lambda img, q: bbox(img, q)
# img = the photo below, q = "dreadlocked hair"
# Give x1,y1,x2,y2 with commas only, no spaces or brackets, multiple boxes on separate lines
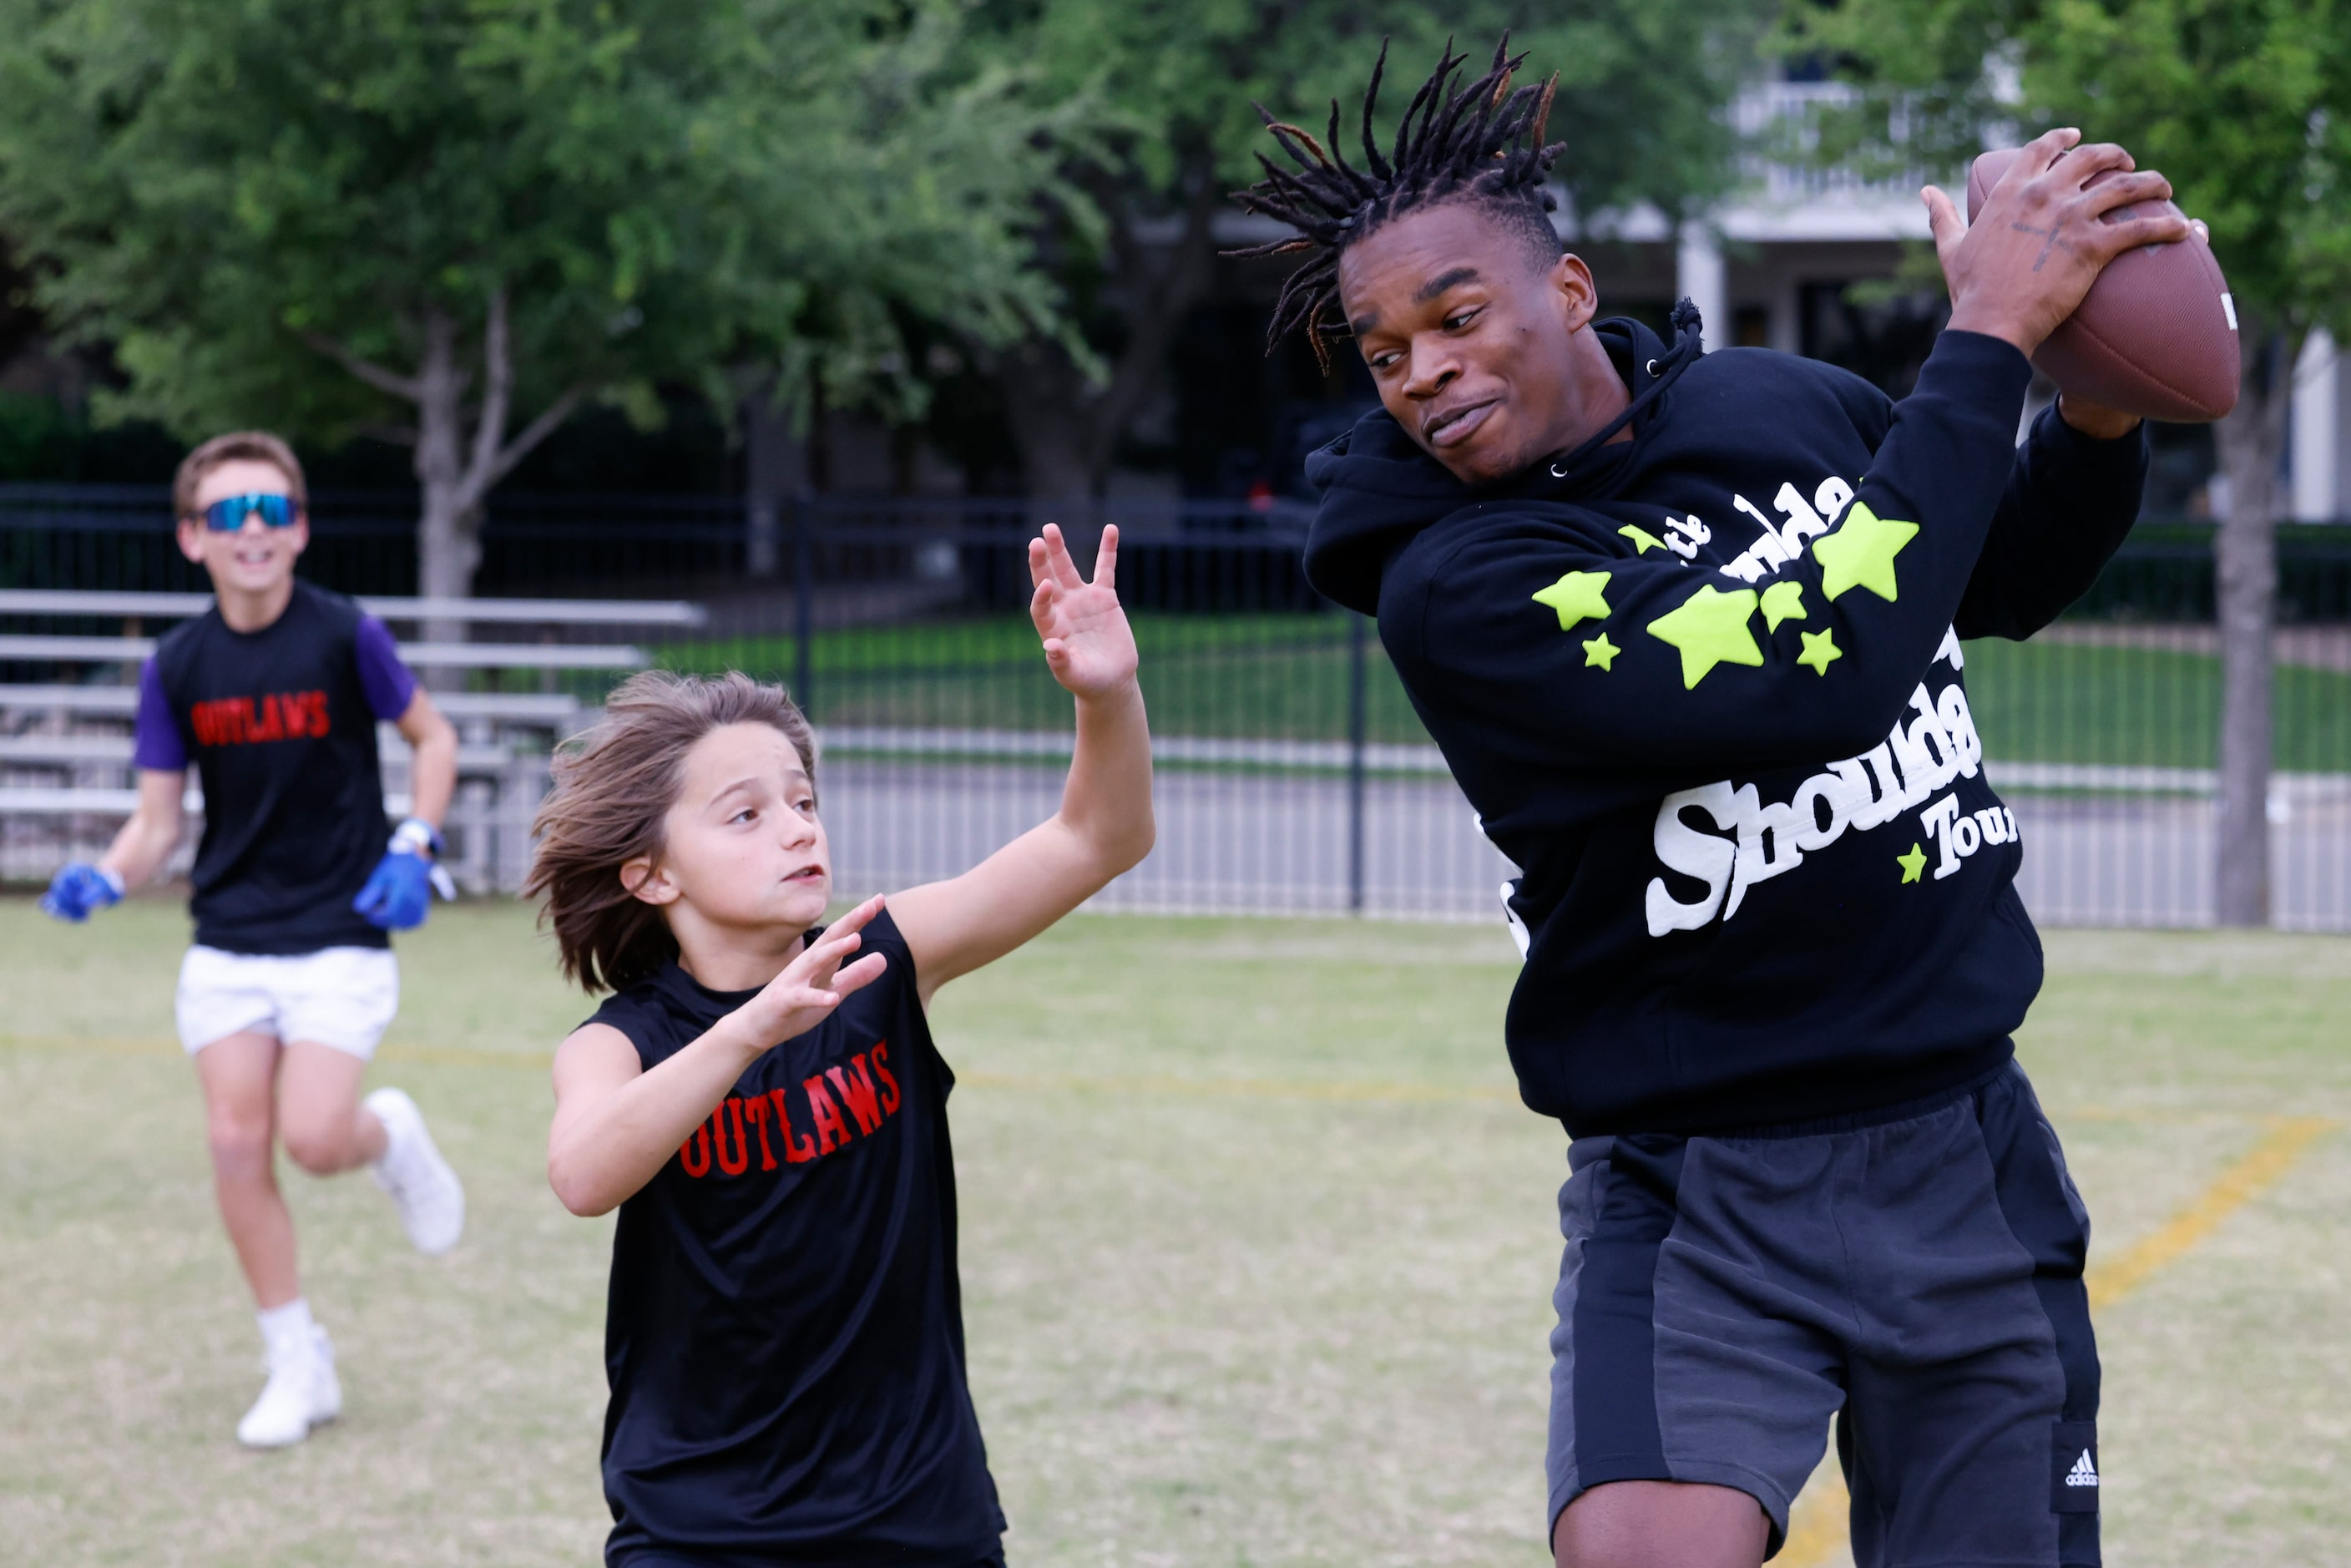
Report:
1229,35,1566,373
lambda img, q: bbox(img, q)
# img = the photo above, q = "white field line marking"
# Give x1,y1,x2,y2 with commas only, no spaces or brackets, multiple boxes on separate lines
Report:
812,726,2351,797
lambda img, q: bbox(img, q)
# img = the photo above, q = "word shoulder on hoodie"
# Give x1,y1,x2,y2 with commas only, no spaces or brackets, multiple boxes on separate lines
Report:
1302,321,2148,1135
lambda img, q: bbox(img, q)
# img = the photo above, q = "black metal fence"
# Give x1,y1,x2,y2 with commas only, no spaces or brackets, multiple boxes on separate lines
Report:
3,485,2348,929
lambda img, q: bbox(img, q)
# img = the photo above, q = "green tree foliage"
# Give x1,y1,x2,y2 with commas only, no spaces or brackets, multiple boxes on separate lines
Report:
962,0,1775,500
0,0,1086,596
1783,0,2351,923
1782,0,2351,340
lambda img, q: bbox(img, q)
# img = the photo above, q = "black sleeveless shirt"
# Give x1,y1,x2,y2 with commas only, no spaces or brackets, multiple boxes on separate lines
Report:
584,912,1003,1567
144,582,397,953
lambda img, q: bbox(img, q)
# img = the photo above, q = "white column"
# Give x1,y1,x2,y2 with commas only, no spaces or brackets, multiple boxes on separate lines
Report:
1767,277,1800,356
2291,329,2338,523
1676,221,1727,352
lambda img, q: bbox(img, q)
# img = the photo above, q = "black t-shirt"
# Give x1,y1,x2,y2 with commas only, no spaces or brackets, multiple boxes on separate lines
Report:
139,581,409,954
584,911,1003,1568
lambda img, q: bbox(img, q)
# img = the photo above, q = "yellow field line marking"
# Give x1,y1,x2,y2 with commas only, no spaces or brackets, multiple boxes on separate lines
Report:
1777,1113,2341,1568
0,1032,179,1058
1,1026,2337,1568
1773,1476,1857,1567
2085,1115,2339,1308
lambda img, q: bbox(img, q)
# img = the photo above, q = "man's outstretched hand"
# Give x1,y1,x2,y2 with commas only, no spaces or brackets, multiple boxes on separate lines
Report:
1029,523,1140,701
1925,127,2192,360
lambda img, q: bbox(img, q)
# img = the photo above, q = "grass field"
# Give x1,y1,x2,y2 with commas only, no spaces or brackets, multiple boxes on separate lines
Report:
1,897,2345,1565
650,616,2351,773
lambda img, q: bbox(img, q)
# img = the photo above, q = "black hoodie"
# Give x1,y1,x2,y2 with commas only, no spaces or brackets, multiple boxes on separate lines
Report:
1304,313,2147,1136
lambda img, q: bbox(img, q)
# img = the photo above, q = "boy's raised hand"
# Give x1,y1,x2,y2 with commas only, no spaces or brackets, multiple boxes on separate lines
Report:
1029,524,1138,700
730,895,891,1051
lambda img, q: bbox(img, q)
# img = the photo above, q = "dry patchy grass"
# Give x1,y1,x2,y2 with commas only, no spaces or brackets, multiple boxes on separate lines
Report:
0,897,2342,1565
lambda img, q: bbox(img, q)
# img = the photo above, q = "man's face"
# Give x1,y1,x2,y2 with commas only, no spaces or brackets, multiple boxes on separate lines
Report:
177,458,308,596
1337,201,1602,486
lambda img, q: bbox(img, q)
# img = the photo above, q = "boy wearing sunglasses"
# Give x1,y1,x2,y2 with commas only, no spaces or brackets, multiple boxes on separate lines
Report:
42,430,468,1449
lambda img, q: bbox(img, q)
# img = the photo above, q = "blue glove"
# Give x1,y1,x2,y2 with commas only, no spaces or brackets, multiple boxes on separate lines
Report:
42,862,124,923
352,819,456,931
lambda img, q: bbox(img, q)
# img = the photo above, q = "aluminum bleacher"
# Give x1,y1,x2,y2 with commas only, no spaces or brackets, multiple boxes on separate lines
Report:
0,589,705,891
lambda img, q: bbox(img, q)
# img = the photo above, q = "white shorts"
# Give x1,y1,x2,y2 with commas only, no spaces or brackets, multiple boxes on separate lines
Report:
175,945,401,1060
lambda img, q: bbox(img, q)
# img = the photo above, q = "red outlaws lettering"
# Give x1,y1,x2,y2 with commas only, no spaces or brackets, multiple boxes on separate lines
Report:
675,1043,903,1180
190,690,331,747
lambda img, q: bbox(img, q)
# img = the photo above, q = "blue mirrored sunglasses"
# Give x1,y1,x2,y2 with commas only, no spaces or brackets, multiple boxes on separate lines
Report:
198,493,301,533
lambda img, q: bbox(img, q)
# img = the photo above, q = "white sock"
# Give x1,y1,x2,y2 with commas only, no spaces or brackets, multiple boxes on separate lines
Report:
256,1297,316,1365
369,1096,403,1169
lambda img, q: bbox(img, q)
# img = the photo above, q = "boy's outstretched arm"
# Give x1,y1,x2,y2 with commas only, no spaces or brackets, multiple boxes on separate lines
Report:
890,524,1154,1006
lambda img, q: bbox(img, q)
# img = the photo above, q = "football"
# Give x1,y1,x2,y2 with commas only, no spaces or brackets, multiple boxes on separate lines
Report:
1966,148,2240,422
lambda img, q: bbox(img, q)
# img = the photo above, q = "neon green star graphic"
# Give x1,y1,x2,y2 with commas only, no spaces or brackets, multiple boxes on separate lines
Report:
1897,842,1929,883
1617,524,1666,555
1644,584,1762,689
1797,627,1843,675
1583,632,1620,670
1813,501,1919,602
1759,579,1807,632
1533,570,1612,633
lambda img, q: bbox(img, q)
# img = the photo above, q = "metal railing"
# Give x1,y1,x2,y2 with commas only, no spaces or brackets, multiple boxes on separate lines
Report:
2,486,2346,929
1731,81,1950,205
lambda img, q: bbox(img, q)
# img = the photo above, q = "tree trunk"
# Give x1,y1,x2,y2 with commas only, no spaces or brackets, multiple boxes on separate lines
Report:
743,375,810,580
412,306,478,676
997,175,1224,516
999,341,1100,510
2211,322,2298,927
310,289,584,665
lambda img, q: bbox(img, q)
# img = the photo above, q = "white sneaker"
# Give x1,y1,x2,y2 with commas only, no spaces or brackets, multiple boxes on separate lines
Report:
366,1087,465,1256
236,1327,341,1449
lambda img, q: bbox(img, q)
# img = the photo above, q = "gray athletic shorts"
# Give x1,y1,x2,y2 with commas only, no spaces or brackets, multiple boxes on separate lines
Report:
1548,1061,2100,1566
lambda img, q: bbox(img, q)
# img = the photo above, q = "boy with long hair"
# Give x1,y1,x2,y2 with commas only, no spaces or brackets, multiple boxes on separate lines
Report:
43,431,468,1448
529,524,1151,1566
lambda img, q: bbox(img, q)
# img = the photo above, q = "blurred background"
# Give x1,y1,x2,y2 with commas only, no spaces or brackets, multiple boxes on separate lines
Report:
0,0,2345,928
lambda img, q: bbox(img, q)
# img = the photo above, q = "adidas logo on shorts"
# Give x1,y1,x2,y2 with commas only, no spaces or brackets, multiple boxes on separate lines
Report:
2065,1450,2100,1489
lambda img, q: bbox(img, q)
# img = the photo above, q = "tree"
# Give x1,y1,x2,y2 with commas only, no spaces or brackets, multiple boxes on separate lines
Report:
963,0,1775,503
0,0,1084,604
1782,0,2351,925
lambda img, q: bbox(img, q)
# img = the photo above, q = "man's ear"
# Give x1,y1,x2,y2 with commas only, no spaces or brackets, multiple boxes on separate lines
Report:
174,518,208,564
622,857,680,908
1551,252,1601,334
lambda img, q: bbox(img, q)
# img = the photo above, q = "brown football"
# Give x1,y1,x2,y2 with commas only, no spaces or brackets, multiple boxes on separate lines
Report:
1966,148,2240,422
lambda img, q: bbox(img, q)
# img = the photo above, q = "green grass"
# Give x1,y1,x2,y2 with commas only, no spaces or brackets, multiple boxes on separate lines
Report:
652,615,2351,772
1,898,2345,1565
1962,639,2351,773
